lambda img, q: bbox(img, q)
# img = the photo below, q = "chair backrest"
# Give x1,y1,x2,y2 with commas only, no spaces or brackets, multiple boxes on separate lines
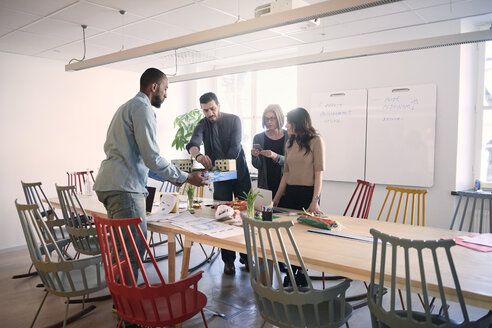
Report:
21,181,68,242
368,228,474,328
178,183,204,198
93,213,207,327
343,179,376,219
241,214,352,328
159,181,178,193
56,184,99,255
449,191,492,233
67,170,95,194
15,200,105,297
377,186,427,226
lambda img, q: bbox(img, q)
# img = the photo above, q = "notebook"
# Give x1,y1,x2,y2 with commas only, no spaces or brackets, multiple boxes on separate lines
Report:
254,188,287,213
145,186,157,214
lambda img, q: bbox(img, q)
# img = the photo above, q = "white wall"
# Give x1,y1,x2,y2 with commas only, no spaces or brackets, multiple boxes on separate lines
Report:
297,39,470,229
0,52,189,251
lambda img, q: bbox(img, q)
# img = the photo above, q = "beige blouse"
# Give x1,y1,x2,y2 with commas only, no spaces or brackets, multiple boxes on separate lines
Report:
284,135,325,186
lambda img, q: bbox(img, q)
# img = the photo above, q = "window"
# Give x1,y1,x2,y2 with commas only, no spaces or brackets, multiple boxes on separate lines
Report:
476,41,492,187
217,67,297,171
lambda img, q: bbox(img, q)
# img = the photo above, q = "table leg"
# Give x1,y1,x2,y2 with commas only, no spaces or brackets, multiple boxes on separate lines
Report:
180,238,192,280
168,232,175,283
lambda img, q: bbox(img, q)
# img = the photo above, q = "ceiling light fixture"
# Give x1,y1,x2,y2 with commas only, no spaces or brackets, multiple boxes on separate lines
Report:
166,29,492,83
65,0,402,71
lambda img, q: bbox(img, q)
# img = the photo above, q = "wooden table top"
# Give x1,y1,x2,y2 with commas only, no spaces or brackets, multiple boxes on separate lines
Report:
49,194,492,310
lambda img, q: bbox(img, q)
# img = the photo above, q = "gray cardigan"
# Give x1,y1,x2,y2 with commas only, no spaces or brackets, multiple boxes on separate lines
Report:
251,130,288,190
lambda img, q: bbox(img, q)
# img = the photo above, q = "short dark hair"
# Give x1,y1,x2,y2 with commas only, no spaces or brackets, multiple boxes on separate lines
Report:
140,68,165,90
199,92,219,105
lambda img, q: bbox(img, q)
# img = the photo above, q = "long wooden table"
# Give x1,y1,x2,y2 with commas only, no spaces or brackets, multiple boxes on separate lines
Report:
49,194,492,310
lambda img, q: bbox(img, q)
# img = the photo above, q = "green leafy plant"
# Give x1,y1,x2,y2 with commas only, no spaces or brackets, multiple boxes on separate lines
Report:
242,189,263,218
171,109,203,151
186,185,196,199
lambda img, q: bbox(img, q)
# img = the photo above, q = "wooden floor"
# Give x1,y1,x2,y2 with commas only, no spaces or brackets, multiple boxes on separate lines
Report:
1,241,488,328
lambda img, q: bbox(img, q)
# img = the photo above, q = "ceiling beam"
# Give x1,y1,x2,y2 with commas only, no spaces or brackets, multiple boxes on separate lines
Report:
167,29,492,83
65,0,402,71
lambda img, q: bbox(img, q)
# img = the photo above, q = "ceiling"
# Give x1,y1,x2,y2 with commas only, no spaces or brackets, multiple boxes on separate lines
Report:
1,0,492,74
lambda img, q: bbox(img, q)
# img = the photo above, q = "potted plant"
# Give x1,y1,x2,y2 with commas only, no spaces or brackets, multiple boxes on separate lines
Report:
242,189,262,218
171,108,203,172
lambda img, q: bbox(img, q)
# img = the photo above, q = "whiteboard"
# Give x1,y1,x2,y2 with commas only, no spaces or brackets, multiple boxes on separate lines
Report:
311,89,367,182
366,84,436,187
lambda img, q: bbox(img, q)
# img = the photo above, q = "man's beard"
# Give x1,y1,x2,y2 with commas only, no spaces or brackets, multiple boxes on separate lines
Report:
151,95,163,108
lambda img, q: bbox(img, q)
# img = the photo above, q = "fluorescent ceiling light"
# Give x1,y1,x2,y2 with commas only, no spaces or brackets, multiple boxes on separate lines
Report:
167,29,492,83
65,0,402,71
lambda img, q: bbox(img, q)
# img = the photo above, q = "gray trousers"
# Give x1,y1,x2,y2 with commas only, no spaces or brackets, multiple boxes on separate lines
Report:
96,190,147,283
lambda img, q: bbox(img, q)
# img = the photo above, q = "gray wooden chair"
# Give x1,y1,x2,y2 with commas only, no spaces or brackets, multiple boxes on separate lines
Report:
55,184,99,256
241,214,353,328
13,181,71,279
15,200,106,328
368,228,492,328
450,191,492,233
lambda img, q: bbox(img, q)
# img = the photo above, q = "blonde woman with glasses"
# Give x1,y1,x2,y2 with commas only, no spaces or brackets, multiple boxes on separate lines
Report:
251,104,288,204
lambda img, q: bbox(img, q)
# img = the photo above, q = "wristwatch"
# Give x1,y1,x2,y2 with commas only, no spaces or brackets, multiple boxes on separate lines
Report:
314,194,321,202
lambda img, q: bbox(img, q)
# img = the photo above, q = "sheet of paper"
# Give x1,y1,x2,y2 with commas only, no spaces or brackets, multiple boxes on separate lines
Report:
146,212,180,222
159,193,178,214
462,233,492,247
171,216,241,237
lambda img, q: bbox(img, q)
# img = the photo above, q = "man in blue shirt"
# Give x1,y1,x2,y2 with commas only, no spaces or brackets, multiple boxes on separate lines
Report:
187,92,251,275
94,68,208,279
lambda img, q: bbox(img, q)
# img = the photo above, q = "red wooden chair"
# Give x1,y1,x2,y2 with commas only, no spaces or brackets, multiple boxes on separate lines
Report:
93,213,208,328
67,170,95,194
320,179,376,309
343,179,376,219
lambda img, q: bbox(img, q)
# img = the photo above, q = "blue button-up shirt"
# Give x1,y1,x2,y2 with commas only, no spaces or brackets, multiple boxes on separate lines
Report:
94,92,188,195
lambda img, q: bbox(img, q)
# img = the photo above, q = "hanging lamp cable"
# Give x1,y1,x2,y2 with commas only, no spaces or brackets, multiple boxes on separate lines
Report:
68,25,88,64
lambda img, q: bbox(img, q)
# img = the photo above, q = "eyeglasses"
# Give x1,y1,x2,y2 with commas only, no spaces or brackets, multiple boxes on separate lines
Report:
264,117,276,122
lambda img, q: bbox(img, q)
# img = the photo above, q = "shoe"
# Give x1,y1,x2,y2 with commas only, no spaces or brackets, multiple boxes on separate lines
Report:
295,271,308,288
224,261,236,275
279,262,288,273
283,275,292,287
239,257,249,272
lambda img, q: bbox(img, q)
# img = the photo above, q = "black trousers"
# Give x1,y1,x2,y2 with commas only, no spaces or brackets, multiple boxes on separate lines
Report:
282,184,315,211
213,173,251,263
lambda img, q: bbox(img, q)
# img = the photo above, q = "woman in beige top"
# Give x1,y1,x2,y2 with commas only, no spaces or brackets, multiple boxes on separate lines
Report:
273,107,325,214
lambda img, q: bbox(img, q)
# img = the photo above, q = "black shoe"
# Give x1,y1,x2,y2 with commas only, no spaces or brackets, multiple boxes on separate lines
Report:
279,262,288,273
239,257,249,272
224,261,235,275
283,275,292,287
295,272,308,288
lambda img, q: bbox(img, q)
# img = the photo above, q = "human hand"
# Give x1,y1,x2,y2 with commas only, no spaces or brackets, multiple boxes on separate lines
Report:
272,197,279,207
196,154,213,169
186,171,211,187
307,201,323,215
251,148,260,157
260,150,277,160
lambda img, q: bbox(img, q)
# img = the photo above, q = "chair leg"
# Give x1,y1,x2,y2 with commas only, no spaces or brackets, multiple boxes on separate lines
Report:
201,309,209,328
398,289,405,310
31,291,49,328
12,263,38,279
63,297,70,328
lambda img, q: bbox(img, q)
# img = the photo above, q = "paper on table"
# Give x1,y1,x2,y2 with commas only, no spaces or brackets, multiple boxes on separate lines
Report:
159,193,178,214
461,233,492,247
146,212,180,222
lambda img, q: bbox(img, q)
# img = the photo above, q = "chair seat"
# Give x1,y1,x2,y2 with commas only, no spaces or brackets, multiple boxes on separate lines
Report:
115,285,207,326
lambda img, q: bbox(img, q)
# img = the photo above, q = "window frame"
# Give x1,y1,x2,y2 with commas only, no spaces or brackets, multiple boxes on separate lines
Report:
474,40,492,189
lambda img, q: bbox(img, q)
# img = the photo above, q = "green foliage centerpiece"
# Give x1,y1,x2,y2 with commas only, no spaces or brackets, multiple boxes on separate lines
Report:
186,185,195,210
242,189,262,218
